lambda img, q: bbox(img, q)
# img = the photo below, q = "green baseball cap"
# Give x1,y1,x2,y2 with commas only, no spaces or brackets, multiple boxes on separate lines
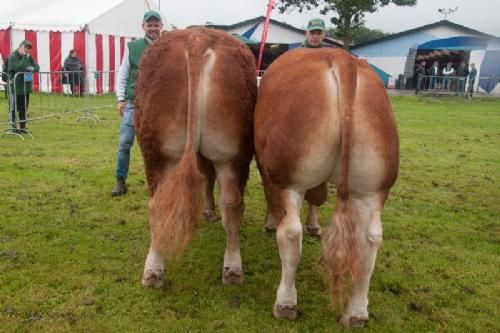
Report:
143,10,162,22
19,40,33,49
306,18,326,31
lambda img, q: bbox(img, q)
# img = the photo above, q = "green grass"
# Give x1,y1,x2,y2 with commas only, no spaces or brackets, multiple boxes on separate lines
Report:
0,95,499,332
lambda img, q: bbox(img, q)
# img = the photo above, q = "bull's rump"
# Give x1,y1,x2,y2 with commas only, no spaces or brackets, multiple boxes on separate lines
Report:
255,48,399,193
135,28,257,164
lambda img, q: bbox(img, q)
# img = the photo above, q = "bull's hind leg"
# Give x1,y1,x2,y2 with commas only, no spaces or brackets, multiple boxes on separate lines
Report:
216,163,247,284
339,192,385,328
200,157,217,222
273,189,303,320
141,165,175,289
142,190,168,288
305,204,321,236
305,183,327,237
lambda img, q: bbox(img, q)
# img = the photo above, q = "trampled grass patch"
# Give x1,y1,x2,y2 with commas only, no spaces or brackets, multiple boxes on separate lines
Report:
0,95,499,332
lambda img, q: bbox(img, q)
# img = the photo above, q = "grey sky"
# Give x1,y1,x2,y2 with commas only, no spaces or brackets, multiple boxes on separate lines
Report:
159,0,499,36
2,0,499,37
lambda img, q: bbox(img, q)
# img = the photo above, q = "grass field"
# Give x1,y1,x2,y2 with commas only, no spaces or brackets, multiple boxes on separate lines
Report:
0,95,499,332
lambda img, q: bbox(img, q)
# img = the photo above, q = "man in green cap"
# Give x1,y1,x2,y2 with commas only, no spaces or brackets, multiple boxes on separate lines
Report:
111,10,163,196
7,40,40,133
303,18,329,48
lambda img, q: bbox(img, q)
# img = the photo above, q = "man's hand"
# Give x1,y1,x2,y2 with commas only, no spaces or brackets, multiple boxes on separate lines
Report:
117,101,126,117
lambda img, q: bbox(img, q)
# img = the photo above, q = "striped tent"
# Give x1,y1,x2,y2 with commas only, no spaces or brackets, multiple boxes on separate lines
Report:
0,0,172,94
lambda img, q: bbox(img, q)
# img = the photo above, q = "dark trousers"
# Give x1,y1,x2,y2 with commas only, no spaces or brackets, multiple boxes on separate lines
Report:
10,94,30,129
415,75,425,93
68,73,85,96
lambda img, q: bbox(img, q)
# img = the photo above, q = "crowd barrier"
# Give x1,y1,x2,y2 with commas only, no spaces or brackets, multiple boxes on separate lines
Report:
415,74,478,96
2,70,117,140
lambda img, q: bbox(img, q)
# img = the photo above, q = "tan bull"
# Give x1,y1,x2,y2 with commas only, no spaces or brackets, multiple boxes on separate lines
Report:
134,28,257,287
255,48,399,328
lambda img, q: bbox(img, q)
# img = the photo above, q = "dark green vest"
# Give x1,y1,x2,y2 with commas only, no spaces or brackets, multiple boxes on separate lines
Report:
125,38,150,101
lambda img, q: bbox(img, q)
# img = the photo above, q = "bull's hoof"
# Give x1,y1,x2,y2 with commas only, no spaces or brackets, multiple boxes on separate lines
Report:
273,303,297,320
141,269,165,289
203,210,218,222
339,315,368,329
222,267,244,284
306,226,322,237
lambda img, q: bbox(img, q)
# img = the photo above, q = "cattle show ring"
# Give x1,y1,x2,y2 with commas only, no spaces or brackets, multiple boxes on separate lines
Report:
1,0,499,332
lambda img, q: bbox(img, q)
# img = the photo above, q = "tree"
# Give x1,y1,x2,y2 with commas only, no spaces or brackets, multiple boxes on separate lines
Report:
276,0,417,50
327,25,390,45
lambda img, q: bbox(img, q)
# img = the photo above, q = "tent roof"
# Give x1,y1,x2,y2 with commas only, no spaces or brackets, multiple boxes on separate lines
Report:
207,16,306,35
0,0,172,35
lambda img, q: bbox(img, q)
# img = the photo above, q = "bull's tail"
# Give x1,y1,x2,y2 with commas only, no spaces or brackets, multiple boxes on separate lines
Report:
323,53,360,306
150,34,211,258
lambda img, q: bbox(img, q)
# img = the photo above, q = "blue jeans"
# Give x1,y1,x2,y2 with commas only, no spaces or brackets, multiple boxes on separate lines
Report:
115,102,135,180
443,77,451,90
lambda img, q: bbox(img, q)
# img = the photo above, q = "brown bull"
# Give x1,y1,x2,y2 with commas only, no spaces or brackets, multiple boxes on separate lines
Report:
134,28,256,287
255,48,399,328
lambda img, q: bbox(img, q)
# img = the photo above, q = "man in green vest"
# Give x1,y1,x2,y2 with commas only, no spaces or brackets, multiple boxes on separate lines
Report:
7,40,40,133
112,11,163,196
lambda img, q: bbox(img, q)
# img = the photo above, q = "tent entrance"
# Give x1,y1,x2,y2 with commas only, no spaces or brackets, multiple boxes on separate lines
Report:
415,49,470,71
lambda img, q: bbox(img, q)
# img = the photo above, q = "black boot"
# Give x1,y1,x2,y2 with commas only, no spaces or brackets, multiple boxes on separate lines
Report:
111,177,128,197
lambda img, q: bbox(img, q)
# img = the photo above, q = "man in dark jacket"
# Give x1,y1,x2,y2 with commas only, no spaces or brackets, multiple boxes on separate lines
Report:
467,63,478,99
414,61,426,94
427,61,440,90
8,40,40,133
63,50,85,96
455,61,469,96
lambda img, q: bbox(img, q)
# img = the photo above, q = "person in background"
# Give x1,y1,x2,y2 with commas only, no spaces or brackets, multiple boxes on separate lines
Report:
63,50,85,96
467,63,477,99
1,53,8,98
302,18,330,48
7,40,39,133
427,61,440,90
442,62,454,90
111,11,163,196
455,61,469,96
414,61,426,94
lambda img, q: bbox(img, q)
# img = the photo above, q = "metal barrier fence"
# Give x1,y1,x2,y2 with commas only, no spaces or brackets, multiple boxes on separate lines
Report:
415,74,486,96
2,70,117,140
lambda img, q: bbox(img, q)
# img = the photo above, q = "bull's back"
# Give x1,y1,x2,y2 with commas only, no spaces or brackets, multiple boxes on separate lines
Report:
255,48,398,192
135,28,257,162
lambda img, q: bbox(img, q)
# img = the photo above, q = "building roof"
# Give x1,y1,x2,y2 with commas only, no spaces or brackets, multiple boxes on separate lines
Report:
206,16,305,35
352,20,499,49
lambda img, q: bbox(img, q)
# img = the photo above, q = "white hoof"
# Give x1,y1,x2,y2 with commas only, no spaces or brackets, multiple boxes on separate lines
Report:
141,269,164,289
339,315,368,329
273,303,298,320
222,267,244,284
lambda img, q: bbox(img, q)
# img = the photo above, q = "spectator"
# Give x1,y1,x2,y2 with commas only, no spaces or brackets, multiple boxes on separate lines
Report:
467,63,478,99
414,61,426,94
442,62,454,90
7,40,39,133
427,61,440,90
111,11,163,196
63,50,85,96
455,61,469,96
